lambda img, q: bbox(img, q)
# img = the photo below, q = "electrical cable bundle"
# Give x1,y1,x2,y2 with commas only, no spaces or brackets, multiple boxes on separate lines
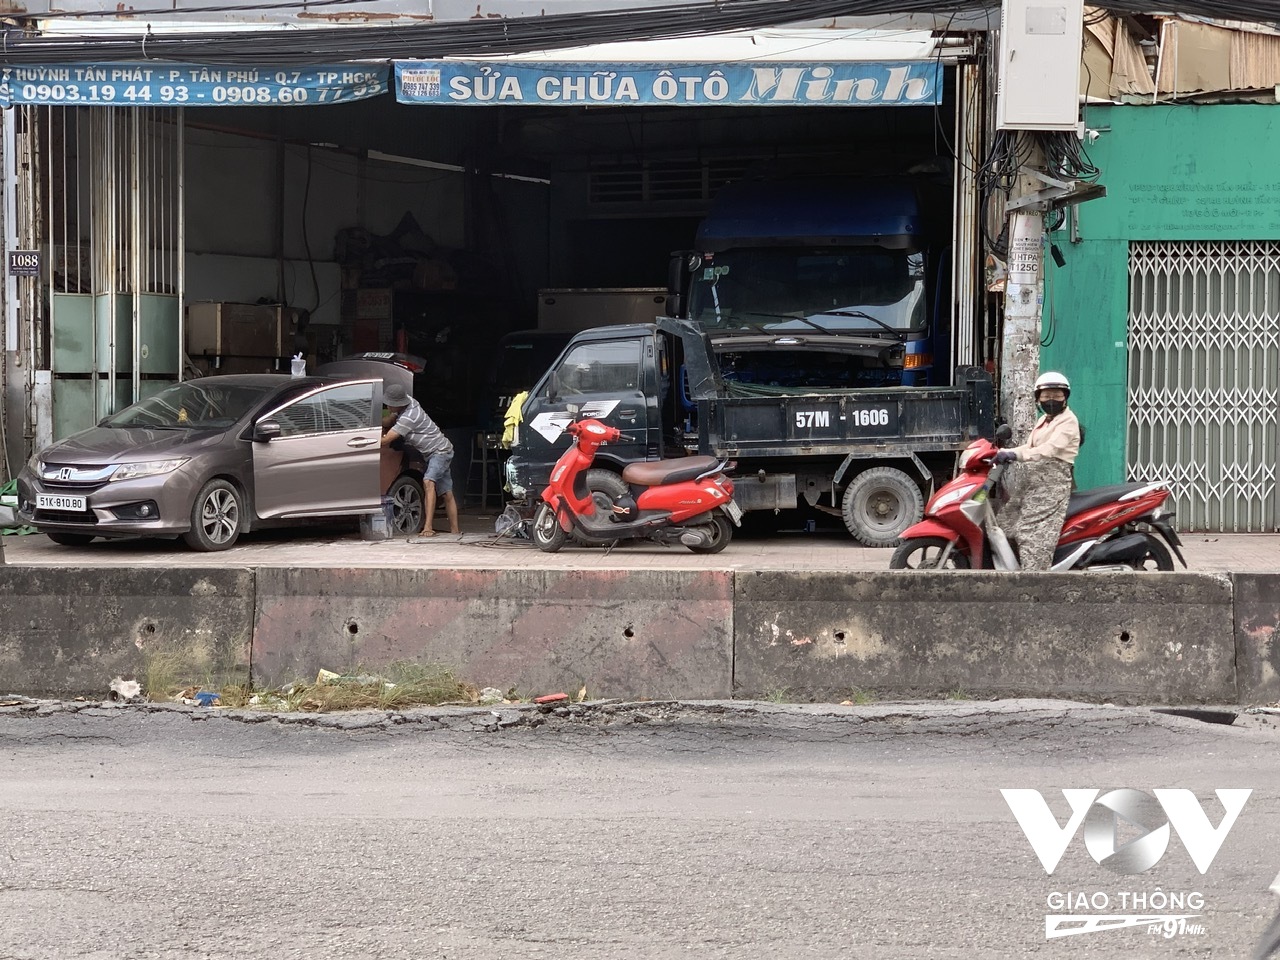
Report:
1104,0,1279,22
1043,130,1101,183
976,129,1034,259
6,0,1275,67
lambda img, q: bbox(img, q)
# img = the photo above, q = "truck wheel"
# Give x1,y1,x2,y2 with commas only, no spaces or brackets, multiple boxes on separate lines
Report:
841,467,924,547
531,502,567,553
571,469,629,545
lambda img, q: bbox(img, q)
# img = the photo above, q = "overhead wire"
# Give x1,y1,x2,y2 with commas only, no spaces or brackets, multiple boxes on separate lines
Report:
0,0,1271,68
15,0,1280,27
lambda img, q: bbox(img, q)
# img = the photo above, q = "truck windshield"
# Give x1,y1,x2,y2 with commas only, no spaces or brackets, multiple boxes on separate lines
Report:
687,247,927,335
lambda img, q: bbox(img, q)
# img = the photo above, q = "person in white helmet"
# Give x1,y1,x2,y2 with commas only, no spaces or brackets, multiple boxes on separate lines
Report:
991,371,1081,570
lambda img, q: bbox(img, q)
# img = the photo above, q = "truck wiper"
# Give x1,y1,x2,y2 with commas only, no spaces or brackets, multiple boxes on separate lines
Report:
813,310,906,340
737,311,829,334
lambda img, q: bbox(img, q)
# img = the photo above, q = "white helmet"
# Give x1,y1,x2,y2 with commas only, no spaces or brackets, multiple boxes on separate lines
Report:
1034,371,1070,398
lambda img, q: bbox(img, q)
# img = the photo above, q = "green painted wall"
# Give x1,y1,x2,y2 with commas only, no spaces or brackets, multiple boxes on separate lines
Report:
1042,103,1280,489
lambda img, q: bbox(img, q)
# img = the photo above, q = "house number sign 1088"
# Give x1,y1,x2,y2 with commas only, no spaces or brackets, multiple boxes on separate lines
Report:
8,250,40,277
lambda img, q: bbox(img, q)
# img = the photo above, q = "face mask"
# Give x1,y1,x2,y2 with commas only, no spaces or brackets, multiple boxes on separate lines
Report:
1039,399,1066,417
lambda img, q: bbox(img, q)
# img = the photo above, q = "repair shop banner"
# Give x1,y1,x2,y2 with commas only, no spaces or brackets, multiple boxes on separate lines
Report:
395,60,941,107
0,64,389,107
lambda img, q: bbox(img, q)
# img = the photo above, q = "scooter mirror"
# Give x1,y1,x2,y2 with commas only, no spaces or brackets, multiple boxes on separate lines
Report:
566,404,581,417
995,423,1014,446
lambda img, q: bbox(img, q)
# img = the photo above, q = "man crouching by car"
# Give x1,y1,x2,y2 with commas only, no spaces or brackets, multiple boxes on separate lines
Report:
380,384,460,537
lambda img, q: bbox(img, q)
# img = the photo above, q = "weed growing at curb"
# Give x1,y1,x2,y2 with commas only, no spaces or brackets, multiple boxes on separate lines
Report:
142,651,188,701
160,662,482,713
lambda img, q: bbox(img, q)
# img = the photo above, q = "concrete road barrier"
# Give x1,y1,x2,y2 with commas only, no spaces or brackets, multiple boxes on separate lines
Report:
251,567,735,699
734,571,1236,704
0,567,253,697
0,562,1252,704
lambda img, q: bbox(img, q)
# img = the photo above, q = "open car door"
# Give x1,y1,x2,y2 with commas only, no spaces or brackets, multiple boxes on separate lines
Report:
251,380,382,519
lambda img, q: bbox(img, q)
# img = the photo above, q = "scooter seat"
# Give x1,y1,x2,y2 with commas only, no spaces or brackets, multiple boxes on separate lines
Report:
622,455,721,487
1066,482,1157,518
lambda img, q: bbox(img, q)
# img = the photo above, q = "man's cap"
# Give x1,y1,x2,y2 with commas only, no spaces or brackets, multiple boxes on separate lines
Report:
383,383,411,408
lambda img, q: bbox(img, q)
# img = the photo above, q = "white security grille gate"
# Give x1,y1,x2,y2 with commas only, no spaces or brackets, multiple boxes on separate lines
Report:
20,105,185,442
1128,240,1280,532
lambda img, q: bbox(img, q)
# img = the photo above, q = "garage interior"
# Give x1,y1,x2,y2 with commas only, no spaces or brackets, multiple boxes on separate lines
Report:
6,45,987,497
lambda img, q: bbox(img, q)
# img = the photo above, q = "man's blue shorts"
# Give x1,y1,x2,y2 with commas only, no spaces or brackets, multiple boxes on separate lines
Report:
424,451,453,496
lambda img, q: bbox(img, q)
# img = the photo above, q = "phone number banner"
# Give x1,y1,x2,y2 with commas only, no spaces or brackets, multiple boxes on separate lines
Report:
396,60,941,107
0,63,389,107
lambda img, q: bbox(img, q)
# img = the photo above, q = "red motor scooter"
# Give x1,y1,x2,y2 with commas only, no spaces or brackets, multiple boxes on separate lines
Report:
889,429,1187,571
531,418,740,554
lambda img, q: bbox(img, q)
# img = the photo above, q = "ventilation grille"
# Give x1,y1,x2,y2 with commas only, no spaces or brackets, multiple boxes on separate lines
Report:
589,160,746,205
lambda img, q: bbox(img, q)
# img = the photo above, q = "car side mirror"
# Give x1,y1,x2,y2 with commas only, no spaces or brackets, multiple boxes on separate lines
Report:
547,370,562,404
253,420,283,442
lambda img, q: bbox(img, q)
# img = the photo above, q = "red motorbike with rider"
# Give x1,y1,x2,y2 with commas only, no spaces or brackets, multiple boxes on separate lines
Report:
889,427,1186,571
531,417,740,554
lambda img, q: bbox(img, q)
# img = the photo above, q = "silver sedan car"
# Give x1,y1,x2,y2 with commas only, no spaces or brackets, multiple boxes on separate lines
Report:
16,374,426,550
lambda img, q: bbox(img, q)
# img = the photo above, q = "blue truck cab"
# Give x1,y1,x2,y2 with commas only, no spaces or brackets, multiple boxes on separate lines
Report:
675,178,945,388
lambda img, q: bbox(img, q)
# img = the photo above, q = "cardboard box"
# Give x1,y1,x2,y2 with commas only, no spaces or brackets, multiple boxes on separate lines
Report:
186,302,296,358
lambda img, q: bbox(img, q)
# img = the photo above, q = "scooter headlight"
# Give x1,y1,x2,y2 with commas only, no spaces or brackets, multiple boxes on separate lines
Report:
930,482,980,511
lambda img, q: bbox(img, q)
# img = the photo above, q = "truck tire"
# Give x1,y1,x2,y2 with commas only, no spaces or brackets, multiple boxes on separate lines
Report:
570,469,629,545
841,467,924,547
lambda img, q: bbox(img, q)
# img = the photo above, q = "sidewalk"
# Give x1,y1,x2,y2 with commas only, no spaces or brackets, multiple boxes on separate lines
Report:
1,510,1276,573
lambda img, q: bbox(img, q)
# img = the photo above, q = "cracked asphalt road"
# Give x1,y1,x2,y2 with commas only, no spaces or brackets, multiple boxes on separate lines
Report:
1,699,1278,960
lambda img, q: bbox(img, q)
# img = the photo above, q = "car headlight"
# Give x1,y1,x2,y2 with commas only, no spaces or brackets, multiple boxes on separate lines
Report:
26,453,43,475
110,458,189,482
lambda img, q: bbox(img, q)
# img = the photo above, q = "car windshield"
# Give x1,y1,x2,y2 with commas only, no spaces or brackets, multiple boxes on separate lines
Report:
105,381,276,430
687,247,927,335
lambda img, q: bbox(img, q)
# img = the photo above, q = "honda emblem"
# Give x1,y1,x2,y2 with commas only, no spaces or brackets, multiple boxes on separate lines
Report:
57,467,73,481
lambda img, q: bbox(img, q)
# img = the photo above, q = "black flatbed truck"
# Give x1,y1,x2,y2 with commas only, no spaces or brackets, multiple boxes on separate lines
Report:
505,317,995,545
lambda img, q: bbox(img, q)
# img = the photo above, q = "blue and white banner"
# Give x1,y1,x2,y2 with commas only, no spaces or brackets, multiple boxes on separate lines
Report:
0,64,389,107
395,60,941,107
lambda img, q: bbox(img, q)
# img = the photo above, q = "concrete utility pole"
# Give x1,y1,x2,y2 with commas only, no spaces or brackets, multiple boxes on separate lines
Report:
1000,133,1047,444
